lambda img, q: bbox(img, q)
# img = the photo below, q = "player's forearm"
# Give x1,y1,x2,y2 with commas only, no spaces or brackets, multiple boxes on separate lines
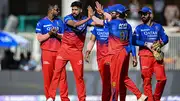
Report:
92,16,104,25
36,33,50,42
103,12,112,21
131,45,136,57
87,40,95,52
73,17,91,27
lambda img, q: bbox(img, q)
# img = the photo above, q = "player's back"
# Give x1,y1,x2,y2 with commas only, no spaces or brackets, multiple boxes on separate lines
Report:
107,19,130,54
36,17,64,51
91,26,109,59
62,14,92,51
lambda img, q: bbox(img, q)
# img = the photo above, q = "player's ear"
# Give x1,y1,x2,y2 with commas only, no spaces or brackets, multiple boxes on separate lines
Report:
80,9,82,13
150,13,154,19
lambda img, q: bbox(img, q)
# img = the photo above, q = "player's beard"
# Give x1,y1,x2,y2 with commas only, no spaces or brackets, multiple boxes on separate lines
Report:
111,15,116,19
73,13,82,20
52,13,58,18
142,16,151,23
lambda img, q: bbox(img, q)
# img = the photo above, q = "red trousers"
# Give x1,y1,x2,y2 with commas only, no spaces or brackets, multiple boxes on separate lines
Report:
140,56,167,101
97,56,111,101
110,48,142,101
48,45,86,101
41,50,69,101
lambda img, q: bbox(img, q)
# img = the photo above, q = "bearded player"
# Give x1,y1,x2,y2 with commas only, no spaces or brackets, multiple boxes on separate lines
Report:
133,6,169,101
35,5,69,101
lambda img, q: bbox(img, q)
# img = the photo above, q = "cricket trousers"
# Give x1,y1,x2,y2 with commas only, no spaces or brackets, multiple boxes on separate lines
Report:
110,48,142,101
41,50,69,101
140,56,167,101
49,45,86,101
97,56,111,101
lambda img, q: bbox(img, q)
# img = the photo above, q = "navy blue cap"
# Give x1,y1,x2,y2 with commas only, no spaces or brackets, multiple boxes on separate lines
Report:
138,6,152,14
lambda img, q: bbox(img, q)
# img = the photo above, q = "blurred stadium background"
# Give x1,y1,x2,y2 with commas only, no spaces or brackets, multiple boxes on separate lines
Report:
0,0,180,101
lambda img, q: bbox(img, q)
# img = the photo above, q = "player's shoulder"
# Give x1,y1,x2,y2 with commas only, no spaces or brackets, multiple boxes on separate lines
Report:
135,24,144,29
36,17,48,26
55,18,63,22
153,22,164,31
64,14,74,22
64,14,73,19
153,22,163,28
39,17,48,22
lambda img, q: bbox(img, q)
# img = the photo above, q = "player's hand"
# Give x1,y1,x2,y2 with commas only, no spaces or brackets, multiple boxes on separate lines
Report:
152,41,162,52
85,50,91,63
95,1,104,15
132,56,138,67
87,6,94,18
49,27,58,36
152,50,164,61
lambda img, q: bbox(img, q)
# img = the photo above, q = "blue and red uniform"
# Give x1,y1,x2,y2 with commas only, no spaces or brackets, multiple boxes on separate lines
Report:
104,19,142,101
35,17,69,101
91,26,111,101
133,22,168,101
48,14,92,101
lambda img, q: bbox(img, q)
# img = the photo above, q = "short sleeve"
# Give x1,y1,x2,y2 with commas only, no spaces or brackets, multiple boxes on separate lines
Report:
58,19,64,34
35,20,43,33
91,27,97,36
103,20,109,28
87,19,93,26
64,15,72,24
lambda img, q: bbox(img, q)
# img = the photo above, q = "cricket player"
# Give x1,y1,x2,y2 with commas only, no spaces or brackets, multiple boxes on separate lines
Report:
47,1,95,101
85,11,111,101
133,6,169,101
90,2,147,101
35,5,69,101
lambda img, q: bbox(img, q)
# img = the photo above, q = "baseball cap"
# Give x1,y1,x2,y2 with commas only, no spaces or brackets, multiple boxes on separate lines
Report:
113,4,129,14
138,6,152,14
107,6,116,13
103,8,109,13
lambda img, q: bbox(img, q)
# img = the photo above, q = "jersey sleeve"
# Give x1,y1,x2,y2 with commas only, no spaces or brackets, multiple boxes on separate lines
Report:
87,19,93,26
128,24,136,56
103,19,110,28
64,15,72,24
35,20,43,34
58,19,64,34
158,24,169,45
133,26,145,46
90,27,97,36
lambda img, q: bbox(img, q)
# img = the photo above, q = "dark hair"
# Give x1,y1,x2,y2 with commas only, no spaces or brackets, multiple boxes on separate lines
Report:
71,1,83,8
48,4,59,11
118,12,126,18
